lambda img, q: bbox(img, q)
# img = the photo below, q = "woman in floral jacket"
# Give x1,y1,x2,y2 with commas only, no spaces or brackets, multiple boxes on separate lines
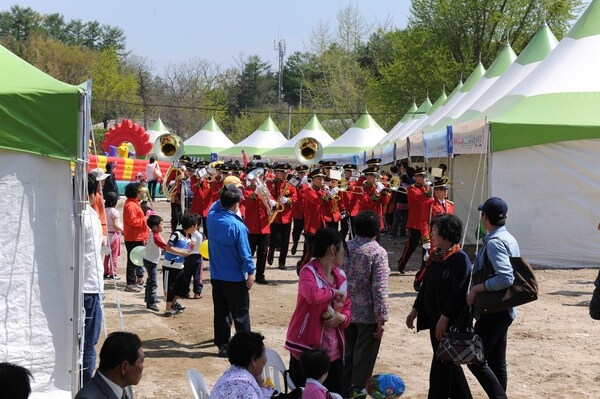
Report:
342,210,390,396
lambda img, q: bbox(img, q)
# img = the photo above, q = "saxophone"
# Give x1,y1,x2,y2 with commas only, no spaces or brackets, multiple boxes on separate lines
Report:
268,180,287,225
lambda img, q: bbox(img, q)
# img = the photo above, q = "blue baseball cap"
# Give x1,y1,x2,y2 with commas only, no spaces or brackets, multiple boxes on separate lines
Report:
478,197,508,220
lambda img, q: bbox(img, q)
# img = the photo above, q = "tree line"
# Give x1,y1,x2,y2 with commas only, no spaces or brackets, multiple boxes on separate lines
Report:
0,1,583,148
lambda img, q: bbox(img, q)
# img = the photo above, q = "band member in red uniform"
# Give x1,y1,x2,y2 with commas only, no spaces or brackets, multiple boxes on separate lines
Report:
397,166,431,274
340,164,361,240
359,166,391,232
164,156,190,232
298,168,327,272
189,161,210,234
290,165,308,255
322,171,344,233
266,163,298,270
243,167,274,284
413,178,455,290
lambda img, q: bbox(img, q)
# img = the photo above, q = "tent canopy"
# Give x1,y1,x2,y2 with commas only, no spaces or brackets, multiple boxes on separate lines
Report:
0,45,82,161
184,117,234,157
145,117,170,149
326,112,386,154
489,0,600,151
221,116,287,158
262,115,334,158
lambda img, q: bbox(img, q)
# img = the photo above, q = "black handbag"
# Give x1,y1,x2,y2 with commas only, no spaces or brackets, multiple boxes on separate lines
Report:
435,308,484,364
472,238,538,315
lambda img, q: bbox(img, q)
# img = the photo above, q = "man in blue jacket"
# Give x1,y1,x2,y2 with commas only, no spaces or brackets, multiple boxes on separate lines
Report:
207,183,255,357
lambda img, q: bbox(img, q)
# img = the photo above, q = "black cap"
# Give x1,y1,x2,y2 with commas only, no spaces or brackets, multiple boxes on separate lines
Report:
274,163,291,172
478,197,508,221
343,163,357,171
295,165,309,172
319,160,337,167
363,167,379,176
413,166,426,176
308,168,326,178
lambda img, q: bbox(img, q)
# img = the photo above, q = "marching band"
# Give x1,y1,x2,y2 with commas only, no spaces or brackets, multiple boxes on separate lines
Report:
156,134,455,282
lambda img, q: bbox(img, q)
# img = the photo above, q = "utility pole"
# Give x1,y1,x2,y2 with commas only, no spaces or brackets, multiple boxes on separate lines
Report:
274,37,286,104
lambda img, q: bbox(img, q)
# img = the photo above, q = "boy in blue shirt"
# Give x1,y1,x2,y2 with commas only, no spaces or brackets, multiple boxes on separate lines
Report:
163,214,195,316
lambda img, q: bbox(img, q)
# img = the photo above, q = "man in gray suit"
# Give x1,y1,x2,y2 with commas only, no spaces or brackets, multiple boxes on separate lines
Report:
75,331,144,399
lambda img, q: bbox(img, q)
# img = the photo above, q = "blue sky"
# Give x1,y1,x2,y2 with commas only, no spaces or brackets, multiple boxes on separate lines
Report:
13,0,412,73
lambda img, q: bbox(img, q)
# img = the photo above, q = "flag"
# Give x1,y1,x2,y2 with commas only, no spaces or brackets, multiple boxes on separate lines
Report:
241,149,248,167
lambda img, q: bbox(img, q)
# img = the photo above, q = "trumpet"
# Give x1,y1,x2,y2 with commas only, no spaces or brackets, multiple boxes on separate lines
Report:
338,178,364,194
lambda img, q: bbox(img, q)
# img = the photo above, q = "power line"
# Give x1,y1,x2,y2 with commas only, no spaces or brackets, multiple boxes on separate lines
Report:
93,98,403,118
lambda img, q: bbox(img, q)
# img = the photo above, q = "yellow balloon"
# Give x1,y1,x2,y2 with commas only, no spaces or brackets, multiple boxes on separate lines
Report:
199,240,209,259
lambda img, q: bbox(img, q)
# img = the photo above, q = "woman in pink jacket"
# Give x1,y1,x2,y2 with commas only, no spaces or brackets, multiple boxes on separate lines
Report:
285,227,351,396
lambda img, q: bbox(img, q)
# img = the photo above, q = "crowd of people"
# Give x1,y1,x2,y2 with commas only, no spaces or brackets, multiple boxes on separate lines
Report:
64,156,533,399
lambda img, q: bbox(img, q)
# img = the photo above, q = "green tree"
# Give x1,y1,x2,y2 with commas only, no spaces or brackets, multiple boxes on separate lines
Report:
234,55,278,113
409,0,583,68
91,47,140,127
282,51,321,108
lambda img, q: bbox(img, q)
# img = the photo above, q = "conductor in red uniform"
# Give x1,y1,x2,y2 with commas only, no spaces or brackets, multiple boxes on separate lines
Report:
397,166,431,274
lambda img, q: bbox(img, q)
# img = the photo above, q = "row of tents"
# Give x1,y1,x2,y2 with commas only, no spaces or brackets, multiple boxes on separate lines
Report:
1,0,600,396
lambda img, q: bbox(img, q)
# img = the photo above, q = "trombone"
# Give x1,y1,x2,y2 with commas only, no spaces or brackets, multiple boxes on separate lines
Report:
153,133,186,202
338,178,364,194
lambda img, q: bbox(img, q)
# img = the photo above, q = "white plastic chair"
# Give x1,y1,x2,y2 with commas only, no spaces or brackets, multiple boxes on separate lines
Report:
263,348,296,393
188,368,210,399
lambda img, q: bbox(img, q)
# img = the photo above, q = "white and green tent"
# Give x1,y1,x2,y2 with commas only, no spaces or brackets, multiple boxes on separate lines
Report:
480,0,600,267
325,112,386,163
380,97,432,148
1,44,91,396
416,62,486,135
443,0,600,267
261,114,334,162
184,117,234,159
433,42,517,130
220,116,287,161
145,116,170,151
455,22,558,124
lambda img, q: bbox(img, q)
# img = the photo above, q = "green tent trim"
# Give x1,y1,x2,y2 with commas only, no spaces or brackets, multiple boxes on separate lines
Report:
491,92,600,151
0,45,82,161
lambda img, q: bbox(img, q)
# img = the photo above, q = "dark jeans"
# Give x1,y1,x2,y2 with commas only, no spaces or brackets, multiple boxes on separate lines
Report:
343,323,382,392
390,208,408,236
170,202,182,232
82,293,102,385
590,268,600,319
249,233,269,279
200,215,209,238
289,355,344,395
124,240,144,285
184,254,203,295
428,329,472,399
211,279,251,348
397,228,424,272
143,259,159,304
292,218,304,244
468,310,513,399
148,178,158,201
269,222,292,267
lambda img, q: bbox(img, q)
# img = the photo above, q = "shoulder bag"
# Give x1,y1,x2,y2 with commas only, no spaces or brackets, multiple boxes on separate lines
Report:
472,238,538,315
435,308,484,364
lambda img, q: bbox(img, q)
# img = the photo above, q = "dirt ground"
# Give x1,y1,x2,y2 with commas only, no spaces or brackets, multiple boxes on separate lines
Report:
100,200,600,398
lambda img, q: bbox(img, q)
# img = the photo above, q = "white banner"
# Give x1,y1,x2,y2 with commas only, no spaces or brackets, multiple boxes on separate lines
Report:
408,133,424,157
395,139,409,160
381,143,395,165
423,129,448,158
452,119,488,154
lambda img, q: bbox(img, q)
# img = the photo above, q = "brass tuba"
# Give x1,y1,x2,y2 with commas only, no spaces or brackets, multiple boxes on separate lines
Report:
294,137,323,166
246,168,274,219
153,133,184,162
